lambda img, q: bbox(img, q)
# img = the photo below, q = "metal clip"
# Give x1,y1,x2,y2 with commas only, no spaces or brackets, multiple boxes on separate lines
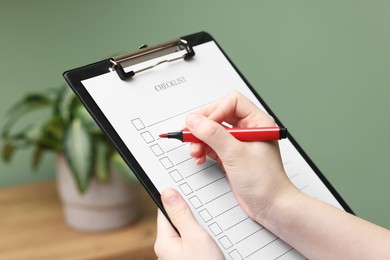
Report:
110,39,195,80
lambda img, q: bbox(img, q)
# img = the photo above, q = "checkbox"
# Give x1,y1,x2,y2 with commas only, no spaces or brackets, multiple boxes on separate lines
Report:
199,209,212,222
141,131,154,143
208,222,222,236
169,169,183,182
150,144,164,156
229,250,243,260
131,118,145,130
159,157,174,169
219,236,233,249
179,183,193,195
189,195,203,209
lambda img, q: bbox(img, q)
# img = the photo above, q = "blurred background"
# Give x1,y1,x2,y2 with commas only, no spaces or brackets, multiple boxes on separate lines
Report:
1,0,389,231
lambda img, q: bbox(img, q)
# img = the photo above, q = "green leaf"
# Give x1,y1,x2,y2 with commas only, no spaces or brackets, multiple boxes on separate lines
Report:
1,132,36,163
111,152,139,183
1,93,55,138
39,115,65,151
94,140,110,182
23,123,41,142
75,105,101,134
32,147,43,170
3,119,62,153
2,142,15,162
56,86,76,122
1,125,39,162
43,115,64,139
63,118,94,193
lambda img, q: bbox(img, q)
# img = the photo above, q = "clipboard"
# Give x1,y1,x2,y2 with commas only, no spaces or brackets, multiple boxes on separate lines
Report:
64,31,353,260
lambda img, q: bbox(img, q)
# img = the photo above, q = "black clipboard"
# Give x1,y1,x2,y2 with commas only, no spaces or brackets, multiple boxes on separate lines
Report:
64,31,353,258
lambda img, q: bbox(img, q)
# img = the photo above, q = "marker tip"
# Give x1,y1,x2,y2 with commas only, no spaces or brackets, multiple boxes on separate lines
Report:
159,133,168,138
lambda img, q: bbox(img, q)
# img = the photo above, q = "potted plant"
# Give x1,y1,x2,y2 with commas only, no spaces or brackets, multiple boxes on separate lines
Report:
1,85,140,232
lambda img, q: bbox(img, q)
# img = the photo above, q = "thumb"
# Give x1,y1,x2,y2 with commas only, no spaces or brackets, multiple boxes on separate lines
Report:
161,188,203,237
186,113,239,159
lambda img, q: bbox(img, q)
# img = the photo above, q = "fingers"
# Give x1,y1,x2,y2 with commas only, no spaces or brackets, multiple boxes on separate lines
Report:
160,188,204,238
190,142,218,165
199,91,275,128
156,209,180,240
155,209,181,258
156,189,225,260
156,189,203,257
188,91,276,163
186,113,241,160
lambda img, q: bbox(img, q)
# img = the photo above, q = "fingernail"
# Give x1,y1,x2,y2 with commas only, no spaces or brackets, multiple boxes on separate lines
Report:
162,188,179,206
194,157,201,165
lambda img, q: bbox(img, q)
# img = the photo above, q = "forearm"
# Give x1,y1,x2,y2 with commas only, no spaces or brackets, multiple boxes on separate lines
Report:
258,188,390,259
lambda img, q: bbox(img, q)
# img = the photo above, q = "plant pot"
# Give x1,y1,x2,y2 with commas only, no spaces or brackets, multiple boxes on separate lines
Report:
56,154,140,232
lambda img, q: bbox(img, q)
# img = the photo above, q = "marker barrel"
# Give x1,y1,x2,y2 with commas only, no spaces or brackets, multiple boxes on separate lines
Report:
181,127,287,143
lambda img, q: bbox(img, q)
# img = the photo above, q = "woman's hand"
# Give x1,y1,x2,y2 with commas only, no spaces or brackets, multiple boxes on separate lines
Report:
154,188,224,260
186,91,298,222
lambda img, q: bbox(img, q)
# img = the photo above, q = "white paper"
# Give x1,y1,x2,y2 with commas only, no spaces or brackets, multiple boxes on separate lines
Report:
82,41,343,260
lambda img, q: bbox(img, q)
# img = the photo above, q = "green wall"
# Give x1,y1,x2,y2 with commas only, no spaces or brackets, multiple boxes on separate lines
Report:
1,0,389,228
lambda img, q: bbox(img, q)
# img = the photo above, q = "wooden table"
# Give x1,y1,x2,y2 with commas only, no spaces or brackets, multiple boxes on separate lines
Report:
0,180,158,260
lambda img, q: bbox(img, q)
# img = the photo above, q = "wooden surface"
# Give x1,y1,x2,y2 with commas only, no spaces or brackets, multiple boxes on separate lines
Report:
0,180,158,260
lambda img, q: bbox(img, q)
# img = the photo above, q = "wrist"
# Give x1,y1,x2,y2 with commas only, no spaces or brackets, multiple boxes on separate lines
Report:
254,181,302,229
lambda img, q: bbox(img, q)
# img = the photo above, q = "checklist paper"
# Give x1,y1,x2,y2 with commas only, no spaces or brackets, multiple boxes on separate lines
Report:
82,41,344,260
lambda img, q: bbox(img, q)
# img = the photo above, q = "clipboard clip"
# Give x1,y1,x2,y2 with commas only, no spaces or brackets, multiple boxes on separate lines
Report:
110,39,195,80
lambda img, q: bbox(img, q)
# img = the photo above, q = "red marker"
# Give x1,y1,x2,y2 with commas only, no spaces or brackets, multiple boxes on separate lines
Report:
159,127,287,143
